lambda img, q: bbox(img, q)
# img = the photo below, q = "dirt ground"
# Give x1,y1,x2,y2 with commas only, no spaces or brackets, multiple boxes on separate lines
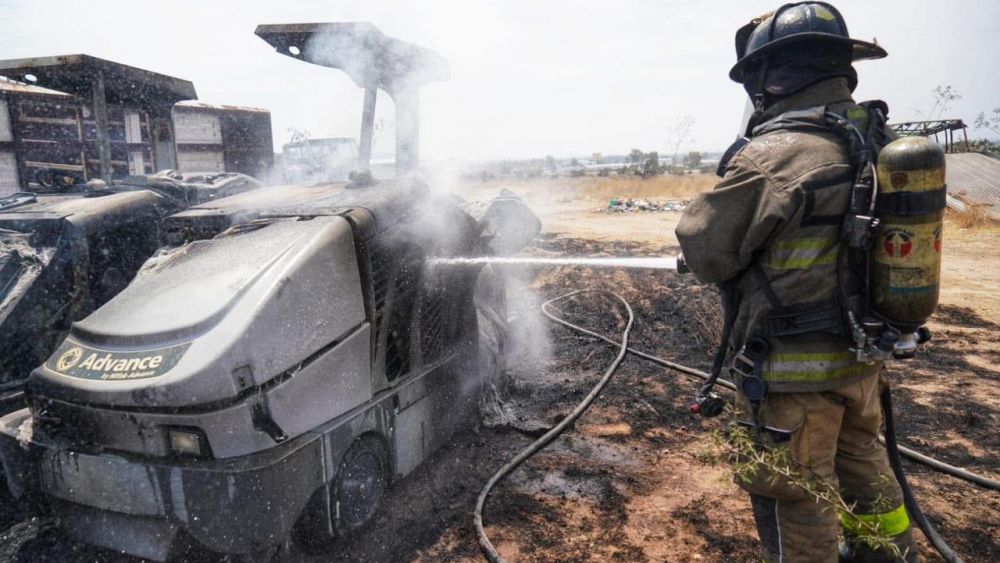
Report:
5,175,999,562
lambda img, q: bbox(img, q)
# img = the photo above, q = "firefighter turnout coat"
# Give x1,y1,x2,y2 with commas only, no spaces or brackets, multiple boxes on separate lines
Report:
676,77,881,393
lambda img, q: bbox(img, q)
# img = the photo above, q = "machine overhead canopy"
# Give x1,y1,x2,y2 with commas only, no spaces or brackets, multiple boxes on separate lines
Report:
254,22,449,95
0,54,197,109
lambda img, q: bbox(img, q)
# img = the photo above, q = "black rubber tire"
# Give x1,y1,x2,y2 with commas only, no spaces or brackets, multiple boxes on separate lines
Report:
291,435,389,555
332,435,389,537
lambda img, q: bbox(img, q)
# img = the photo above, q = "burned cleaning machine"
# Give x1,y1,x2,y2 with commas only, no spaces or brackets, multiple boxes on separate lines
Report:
0,23,540,560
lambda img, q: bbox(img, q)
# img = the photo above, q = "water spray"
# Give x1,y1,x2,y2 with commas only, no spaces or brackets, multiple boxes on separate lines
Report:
429,255,678,270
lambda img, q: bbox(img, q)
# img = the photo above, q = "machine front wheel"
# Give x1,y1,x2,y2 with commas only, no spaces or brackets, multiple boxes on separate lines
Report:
333,435,389,536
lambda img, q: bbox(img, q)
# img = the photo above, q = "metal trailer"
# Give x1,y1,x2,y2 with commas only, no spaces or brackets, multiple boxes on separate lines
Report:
0,22,540,561
0,56,197,191
173,101,275,179
890,119,970,154
0,79,73,196
0,55,276,193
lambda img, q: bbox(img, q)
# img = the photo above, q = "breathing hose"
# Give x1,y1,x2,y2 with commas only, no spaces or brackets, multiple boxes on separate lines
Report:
474,290,634,563
881,387,964,563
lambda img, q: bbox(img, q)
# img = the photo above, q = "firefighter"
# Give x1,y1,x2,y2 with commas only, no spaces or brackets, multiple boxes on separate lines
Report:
675,3,920,562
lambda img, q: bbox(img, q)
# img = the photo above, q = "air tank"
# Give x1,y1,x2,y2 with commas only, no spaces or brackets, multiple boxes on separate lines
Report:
871,136,946,333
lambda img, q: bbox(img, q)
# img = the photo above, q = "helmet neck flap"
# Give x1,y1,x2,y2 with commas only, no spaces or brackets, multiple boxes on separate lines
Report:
742,44,857,109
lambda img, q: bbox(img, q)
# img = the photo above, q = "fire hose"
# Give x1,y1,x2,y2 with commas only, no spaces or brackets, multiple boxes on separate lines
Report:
474,290,634,563
475,289,997,562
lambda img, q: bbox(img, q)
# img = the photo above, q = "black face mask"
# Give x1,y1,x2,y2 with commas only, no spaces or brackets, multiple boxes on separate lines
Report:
742,44,857,107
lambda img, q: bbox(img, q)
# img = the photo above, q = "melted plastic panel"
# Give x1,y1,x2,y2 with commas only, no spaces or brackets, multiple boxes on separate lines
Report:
0,230,57,379
57,503,178,562
30,395,272,458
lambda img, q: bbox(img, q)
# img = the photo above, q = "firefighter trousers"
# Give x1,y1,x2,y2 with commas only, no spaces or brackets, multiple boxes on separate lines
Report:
735,371,919,562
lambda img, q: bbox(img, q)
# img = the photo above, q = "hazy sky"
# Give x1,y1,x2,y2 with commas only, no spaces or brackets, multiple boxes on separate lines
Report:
1,0,998,160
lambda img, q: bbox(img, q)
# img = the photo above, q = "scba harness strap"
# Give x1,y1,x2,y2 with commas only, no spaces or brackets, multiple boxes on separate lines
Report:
740,101,890,341
694,101,889,418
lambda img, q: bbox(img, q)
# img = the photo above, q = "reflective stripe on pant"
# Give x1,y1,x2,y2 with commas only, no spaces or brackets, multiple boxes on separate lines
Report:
735,371,919,562
840,504,918,563
840,503,910,538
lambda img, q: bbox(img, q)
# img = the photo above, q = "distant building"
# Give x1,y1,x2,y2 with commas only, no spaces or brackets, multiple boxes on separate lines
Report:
0,54,272,195
173,102,273,179
945,152,1000,220
281,137,357,183
890,119,969,153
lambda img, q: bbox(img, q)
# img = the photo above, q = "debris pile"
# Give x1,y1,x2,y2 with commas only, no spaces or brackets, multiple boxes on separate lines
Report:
603,197,689,213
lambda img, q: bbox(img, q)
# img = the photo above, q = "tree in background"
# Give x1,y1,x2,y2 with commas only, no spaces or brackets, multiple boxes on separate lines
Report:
627,148,644,175
971,108,1000,157
683,151,703,170
665,115,695,166
915,85,962,121
974,108,1000,136
545,155,557,173
641,151,660,178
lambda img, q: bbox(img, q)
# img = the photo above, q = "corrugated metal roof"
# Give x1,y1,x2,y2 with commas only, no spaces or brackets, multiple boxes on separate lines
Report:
0,54,196,108
0,76,69,96
175,100,269,114
946,152,1000,220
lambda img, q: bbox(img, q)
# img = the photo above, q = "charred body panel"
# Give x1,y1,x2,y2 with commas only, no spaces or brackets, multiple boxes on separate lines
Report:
0,174,263,396
25,179,478,456
0,190,182,392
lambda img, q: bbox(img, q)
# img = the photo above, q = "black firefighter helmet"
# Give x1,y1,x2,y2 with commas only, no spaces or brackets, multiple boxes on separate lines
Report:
729,2,887,83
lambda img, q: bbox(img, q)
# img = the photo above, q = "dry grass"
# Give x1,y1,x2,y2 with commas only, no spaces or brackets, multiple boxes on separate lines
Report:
947,206,996,229
581,174,715,202
674,283,723,349
455,173,716,208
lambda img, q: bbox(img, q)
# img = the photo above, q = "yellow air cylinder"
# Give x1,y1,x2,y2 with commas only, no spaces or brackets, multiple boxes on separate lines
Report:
871,137,946,331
